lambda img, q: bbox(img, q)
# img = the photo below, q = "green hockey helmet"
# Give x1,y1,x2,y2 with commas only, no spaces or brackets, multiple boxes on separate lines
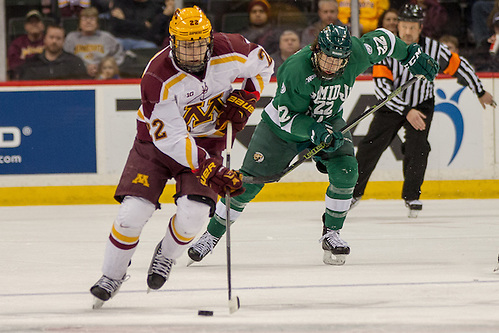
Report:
317,24,352,58
312,24,352,80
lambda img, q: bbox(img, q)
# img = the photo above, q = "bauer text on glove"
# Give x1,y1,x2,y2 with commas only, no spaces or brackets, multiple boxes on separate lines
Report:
195,158,245,197
401,44,439,81
216,90,259,133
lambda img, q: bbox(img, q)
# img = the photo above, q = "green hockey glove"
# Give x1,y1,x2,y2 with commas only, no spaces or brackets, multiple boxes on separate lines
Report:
401,44,439,81
310,122,344,153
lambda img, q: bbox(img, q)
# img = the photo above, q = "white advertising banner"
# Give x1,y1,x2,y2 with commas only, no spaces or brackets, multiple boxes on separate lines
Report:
0,77,497,187
342,78,496,181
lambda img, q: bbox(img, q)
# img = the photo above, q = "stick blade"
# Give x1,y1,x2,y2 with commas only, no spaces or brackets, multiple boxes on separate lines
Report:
229,296,240,314
242,175,281,184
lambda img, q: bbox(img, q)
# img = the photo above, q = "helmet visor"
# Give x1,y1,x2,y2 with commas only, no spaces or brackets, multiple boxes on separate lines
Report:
173,37,211,73
317,51,348,77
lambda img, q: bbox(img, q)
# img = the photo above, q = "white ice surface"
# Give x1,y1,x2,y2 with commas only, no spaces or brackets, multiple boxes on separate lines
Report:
1,199,499,333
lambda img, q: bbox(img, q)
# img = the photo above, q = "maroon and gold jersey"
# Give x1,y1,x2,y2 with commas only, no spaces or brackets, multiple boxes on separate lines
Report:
7,35,44,71
136,32,274,170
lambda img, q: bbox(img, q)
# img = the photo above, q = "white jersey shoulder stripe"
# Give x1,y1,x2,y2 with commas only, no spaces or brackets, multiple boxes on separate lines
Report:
376,28,396,57
210,54,247,66
162,73,187,101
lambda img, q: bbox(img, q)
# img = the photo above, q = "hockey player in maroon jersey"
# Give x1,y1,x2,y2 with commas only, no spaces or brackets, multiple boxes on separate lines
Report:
90,5,274,308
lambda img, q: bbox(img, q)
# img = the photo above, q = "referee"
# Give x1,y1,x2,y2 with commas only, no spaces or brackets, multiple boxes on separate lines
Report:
352,3,495,217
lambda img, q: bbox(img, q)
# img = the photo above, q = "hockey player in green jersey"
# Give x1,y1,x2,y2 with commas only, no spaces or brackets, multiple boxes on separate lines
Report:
188,24,439,265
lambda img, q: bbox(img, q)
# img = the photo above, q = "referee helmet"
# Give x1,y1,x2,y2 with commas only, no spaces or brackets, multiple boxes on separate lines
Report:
398,4,424,23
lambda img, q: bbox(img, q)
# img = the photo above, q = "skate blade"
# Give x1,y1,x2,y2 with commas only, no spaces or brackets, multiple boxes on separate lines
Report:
322,251,347,265
92,297,105,310
229,296,240,314
408,209,419,218
186,258,195,267
146,287,159,294
494,264,499,272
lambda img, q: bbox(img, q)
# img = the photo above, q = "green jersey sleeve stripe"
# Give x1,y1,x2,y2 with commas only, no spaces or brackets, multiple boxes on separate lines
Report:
376,28,397,57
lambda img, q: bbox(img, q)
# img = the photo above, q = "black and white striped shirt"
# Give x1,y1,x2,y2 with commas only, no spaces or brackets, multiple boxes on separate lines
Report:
373,36,485,115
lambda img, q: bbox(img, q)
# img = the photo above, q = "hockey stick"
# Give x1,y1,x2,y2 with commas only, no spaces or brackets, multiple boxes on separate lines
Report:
225,121,240,314
242,75,424,184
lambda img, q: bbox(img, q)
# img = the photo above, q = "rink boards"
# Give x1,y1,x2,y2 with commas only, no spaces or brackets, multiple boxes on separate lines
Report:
0,75,498,205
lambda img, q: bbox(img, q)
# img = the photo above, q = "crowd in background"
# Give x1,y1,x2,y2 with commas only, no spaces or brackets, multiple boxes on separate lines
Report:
5,0,499,81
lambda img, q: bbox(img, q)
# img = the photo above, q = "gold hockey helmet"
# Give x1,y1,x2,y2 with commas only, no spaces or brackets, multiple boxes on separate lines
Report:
169,6,213,73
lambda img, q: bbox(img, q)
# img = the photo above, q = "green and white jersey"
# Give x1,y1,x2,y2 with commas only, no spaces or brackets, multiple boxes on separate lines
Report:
262,28,410,143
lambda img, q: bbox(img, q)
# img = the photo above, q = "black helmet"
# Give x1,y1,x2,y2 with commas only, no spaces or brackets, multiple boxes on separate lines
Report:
398,4,424,23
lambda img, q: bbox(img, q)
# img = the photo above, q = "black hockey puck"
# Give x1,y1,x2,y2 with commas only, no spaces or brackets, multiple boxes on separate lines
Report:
198,310,214,316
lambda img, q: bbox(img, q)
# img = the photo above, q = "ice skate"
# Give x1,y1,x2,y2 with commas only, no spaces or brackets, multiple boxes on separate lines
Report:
320,218,350,265
186,231,221,266
349,196,362,210
90,274,128,309
405,199,423,218
147,239,175,291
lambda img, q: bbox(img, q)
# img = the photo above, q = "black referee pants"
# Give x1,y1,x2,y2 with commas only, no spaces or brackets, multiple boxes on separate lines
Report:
353,98,434,201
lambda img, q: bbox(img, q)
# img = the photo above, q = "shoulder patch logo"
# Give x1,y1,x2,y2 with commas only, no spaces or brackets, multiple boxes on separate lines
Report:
364,43,373,55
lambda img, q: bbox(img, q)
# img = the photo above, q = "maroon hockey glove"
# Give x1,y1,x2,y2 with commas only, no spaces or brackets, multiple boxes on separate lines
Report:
195,158,245,197
216,90,259,133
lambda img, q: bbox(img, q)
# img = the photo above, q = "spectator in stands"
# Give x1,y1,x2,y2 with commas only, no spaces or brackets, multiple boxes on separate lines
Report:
149,0,176,47
17,24,88,80
7,10,46,80
472,11,499,71
378,8,399,34
471,0,495,47
96,56,121,79
109,0,162,51
338,0,389,35
239,0,280,54
92,0,113,15
439,34,459,53
487,1,499,42
411,0,448,39
270,30,301,76
488,12,499,46
58,0,91,18
301,0,343,47
64,7,125,78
